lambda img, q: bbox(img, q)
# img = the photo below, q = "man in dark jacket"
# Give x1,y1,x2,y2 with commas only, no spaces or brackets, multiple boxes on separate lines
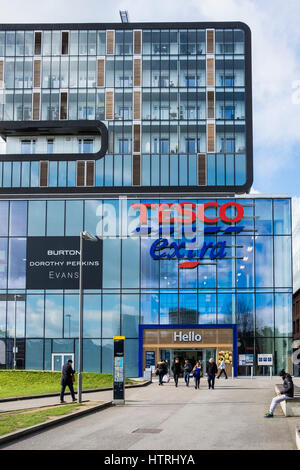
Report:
264,369,294,418
183,359,192,387
60,359,76,403
171,358,181,387
157,360,168,386
207,357,218,390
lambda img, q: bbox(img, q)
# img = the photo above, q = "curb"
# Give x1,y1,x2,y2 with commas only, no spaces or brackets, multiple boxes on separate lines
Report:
0,380,151,403
0,400,113,446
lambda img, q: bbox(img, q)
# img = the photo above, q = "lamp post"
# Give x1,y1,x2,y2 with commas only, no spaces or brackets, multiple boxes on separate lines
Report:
78,231,98,403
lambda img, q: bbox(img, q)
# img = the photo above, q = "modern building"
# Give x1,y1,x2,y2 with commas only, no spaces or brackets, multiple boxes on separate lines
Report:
0,20,293,376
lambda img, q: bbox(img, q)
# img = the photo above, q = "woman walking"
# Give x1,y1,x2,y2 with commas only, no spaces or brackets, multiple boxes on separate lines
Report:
156,360,168,386
192,362,202,389
171,358,182,387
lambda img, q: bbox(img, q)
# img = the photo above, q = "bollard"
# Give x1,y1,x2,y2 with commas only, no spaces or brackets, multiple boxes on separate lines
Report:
270,366,272,379
251,366,253,379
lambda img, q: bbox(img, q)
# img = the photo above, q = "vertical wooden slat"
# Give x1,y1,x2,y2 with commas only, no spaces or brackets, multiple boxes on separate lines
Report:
106,30,115,55
105,91,114,120
207,91,215,119
86,161,95,186
133,91,141,120
133,58,141,87
33,92,40,120
133,30,142,55
97,59,105,87
34,32,42,55
39,161,48,187
33,60,41,88
0,60,4,88
61,32,69,55
60,92,68,120
198,153,206,186
133,124,141,153
206,58,215,86
206,30,214,54
207,124,215,153
132,154,141,186
77,161,85,186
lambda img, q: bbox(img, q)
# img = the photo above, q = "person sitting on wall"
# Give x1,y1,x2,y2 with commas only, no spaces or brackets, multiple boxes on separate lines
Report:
264,369,294,418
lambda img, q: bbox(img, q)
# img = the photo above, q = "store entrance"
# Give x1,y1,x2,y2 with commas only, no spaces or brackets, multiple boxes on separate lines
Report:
160,348,216,376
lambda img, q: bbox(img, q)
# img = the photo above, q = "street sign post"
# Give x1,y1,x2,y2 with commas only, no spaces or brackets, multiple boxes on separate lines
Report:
113,336,125,405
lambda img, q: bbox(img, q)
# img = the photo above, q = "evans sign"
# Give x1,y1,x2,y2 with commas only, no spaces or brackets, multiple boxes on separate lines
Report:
173,331,202,342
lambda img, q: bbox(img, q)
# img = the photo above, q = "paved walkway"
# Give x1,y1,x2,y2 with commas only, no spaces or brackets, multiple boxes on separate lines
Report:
1,377,300,450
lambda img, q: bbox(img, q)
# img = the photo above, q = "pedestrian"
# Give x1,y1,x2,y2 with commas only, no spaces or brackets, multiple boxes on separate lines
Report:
60,359,76,404
183,359,192,387
217,358,228,379
171,358,181,387
207,357,218,390
156,360,168,386
192,362,202,389
264,369,294,418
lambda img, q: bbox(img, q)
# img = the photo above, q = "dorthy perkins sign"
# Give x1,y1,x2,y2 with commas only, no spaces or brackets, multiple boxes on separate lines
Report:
26,237,102,289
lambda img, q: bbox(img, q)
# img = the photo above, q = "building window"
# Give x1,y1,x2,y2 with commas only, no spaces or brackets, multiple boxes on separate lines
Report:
47,139,54,154
220,75,235,87
221,138,235,153
185,138,196,153
154,139,169,154
78,139,94,154
119,139,129,154
76,160,95,186
21,139,36,154
221,106,235,120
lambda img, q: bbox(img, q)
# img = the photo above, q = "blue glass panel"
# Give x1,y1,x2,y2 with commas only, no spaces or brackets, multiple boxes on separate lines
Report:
235,154,246,185
170,154,178,185
216,154,225,185
49,162,58,186
125,339,139,377
6,300,25,338
102,295,120,337
141,238,159,289
141,294,159,324
160,293,178,324
95,158,104,186
83,294,101,338
3,162,12,187
274,237,292,288
256,293,274,336
0,238,7,289
198,263,216,288
121,294,139,337
225,154,234,186
64,295,79,338
58,162,67,187
67,162,76,187
28,201,46,236
26,295,44,338
102,239,121,288
255,199,272,234
0,301,5,337
123,155,132,186
25,340,43,370
237,293,254,335
179,293,197,324
207,154,215,186
275,293,292,337
65,200,83,236
0,201,8,236
104,155,113,186
83,339,100,372
122,238,140,288
52,339,74,353
102,339,113,373
198,293,216,324
179,264,197,289
273,199,291,235
142,154,150,186
255,236,273,287
151,155,159,186
84,200,101,235
12,162,21,187
236,236,254,288
8,238,26,289
47,201,65,236
45,294,63,338
179,154,187,186
217,293,235,324
114,154,122,186
161,155,169,186
30,162,39,187
21,162,30,187
160,260,178,288
217,259,235,288
9,201,27,236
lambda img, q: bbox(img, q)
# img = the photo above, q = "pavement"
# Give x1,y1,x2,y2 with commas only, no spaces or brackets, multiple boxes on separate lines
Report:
1,376,300,450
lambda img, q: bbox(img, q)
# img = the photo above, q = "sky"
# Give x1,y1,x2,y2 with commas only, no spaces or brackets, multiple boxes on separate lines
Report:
0,0,299,201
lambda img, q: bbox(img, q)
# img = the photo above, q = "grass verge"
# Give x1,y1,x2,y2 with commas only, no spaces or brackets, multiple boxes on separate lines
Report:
0,370,137,399
0,404,81,437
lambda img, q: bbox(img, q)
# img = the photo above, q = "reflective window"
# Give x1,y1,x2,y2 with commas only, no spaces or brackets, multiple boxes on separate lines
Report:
179,293,197,324
102,239,121,288
198,293,216,324
8,238,26,289
141,294,159,324
64,295,79,338
26,295,44,338
25,339,43,370
256,293,274,336
255,199,272,234
83,294,101,338
83,339,100,372
122,238,140,288
45,295,63,338
28,201,46,236
160,294,178,324
9,201,27,236
274,237,292,288
121,294,139,337
0,202,9,236
275,294,292,337
102,295,120,337
65,200,83,235
236,293,254,335
274,199,291,235
255,236,273,287
217,293,235,324
47,201,65,236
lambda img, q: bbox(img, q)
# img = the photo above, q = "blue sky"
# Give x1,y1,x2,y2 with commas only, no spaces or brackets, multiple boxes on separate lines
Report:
0,0,300,198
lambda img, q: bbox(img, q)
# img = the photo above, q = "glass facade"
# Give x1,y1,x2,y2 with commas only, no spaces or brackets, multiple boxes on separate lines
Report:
0,196,292,375
0,24,251,192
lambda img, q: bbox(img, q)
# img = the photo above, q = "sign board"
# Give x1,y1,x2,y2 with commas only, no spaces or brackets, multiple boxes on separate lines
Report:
113,336,125,404
239,354,254,366
218,351,232,365
145,351,155,368
26,237,102,289
257,354,273,366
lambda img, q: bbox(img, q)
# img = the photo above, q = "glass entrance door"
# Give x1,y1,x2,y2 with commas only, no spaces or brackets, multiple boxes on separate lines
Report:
160,348,216,376
51,353,74,371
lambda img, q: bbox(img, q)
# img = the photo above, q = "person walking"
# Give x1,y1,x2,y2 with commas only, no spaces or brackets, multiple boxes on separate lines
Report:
156,360,168,386
171,358,181,387
183,359,192,387
60,359,76,403
192,362,202,389
264,369,294,418
207,357,218,390
217,358,228,379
